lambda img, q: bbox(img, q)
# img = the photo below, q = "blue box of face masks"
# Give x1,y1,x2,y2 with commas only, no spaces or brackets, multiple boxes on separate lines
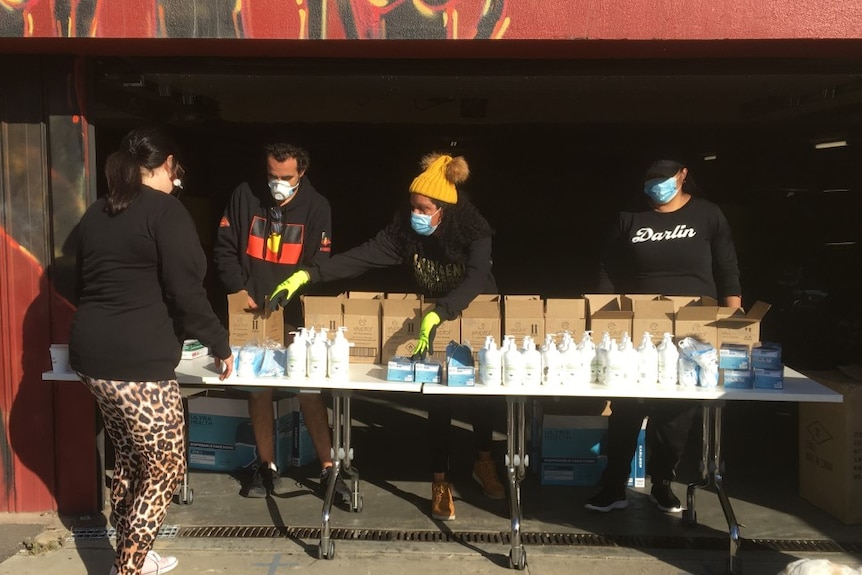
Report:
722,368,754,389
752,342,783,370
386,356,415,382
754,367,784,390
414,360,442,384
719,343,750,370
445,341,475,386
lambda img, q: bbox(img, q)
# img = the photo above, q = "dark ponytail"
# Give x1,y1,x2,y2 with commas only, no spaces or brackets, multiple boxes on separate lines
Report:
104,127,178,215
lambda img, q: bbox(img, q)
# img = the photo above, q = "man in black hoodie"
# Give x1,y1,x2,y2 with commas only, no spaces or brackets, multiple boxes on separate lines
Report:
214,140,350,503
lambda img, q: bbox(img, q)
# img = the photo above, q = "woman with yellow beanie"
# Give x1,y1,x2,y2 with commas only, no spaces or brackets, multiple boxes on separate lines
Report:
269,152,503,521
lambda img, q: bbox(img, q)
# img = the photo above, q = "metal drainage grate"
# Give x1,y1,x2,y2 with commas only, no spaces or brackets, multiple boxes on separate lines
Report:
69,525,179,542
174,526,854,554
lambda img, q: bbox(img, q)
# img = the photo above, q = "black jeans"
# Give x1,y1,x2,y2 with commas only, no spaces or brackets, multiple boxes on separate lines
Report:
427,396,496,474
600,398,699,490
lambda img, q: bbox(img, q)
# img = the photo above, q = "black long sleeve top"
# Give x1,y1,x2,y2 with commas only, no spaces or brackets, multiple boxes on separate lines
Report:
597,195,741,298
306,215,496,321
70,186,231,381
213,178,332,308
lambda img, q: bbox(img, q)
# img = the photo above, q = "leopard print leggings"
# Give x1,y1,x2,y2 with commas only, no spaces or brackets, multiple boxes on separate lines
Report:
79,374,185,575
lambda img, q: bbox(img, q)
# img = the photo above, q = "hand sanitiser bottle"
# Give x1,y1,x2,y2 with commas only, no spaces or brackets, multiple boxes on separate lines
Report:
637,332,659,386
541,334,563,385
480,337,502,386
557,332,578,385
307,328,329,380
657,332,679,386
618,332,639,385
503,336,524,386
604,338,625,387
596,332,613,385
286,328,308,380
577,331,596,386
521,336,542,386
328,326,351,382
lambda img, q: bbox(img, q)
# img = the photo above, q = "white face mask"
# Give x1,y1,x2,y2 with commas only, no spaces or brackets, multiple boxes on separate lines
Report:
269,179,298,202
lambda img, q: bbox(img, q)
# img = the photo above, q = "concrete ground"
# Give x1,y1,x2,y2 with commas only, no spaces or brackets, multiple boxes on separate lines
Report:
2,392,862,575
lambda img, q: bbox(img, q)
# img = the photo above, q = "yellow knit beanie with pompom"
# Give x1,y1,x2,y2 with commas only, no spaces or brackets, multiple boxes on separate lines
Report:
408,153,469,204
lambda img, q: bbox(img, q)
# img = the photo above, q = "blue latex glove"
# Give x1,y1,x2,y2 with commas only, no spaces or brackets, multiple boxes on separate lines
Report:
268,270,310,311
413,310,441,357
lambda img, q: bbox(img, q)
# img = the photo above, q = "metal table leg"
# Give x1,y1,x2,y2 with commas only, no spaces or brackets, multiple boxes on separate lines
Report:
504,396,528,570
684,402,741,575
319,389,362,560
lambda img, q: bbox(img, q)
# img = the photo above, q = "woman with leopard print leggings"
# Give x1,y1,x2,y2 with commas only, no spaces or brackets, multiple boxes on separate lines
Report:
70,128,233,575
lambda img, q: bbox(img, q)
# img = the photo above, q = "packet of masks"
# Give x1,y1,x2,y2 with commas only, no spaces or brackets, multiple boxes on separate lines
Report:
237,344,265,378
258,339,286,378
678,337,719,388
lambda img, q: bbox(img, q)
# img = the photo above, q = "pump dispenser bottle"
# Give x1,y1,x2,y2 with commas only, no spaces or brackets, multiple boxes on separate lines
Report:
328,327,351,381
541,334,562,385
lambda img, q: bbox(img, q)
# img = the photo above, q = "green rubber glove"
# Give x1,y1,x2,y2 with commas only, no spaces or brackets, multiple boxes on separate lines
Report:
268,270,310,311
413,310,441,357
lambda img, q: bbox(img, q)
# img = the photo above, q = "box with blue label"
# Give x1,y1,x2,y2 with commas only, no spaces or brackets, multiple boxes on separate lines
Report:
542,415,606,458
719,343,750,370
722,368,754,389
445,341,475,386
289,396,318,468
627,417,647,488
752,342,783,370
414,360,442,384
386,356,415,382
754,367,784,390
540,456,608,486
188,395,292,472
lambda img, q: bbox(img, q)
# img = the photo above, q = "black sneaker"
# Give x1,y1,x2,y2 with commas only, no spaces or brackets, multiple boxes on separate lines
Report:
243,463,285,498
318,467,353,507
585,487,628,512
650,480,683,512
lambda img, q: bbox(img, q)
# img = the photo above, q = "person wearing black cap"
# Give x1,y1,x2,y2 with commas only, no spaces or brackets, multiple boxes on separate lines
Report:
269,152,505,521
585,159,742,514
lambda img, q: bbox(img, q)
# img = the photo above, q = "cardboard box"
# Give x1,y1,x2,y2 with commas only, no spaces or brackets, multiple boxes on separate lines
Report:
227,292,285,346
381,293,422,360
544,298,586,340
799,370,860,523
188,394,292,472
343,292,382,364
503,295,545,341
301,294,343,332
716,301,771,349
585,294,633,342
674,305,719,349
629,296,674,346
460,294,502,352
422,298,461,363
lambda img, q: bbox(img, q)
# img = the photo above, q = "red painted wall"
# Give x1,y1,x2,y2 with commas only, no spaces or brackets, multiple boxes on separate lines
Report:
2,0,861,40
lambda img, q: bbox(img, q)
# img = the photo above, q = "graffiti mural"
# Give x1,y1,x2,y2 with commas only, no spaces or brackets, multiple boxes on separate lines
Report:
0,0,509,39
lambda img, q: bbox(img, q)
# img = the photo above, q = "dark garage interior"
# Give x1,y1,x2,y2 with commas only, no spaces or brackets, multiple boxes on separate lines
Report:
90,56,862,371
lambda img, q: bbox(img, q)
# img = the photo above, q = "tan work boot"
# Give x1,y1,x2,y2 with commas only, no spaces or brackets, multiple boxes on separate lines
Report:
472,459,505,500
431,481,456,520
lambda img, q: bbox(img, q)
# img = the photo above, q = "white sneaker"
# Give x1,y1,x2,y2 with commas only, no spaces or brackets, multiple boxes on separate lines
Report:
108,551,178,575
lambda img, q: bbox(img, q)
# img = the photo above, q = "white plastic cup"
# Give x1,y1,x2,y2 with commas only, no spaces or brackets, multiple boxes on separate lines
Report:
49,344,70,373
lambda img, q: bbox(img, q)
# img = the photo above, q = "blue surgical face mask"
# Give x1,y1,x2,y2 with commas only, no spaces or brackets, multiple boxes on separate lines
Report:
269,179,298,202
410,208,441,236
644,176,679,205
